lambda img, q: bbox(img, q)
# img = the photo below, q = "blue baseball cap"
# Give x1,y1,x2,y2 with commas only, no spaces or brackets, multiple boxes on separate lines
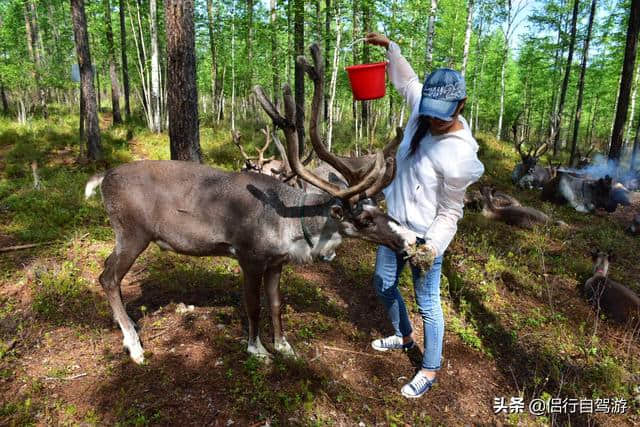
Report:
418,68,466,121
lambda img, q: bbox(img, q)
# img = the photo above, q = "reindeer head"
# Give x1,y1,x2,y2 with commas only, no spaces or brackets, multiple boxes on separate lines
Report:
232,129,279,174
590,249,613,277
254,43,412,254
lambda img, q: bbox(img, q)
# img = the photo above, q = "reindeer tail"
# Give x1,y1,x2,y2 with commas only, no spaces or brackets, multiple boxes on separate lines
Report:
84,172,106,200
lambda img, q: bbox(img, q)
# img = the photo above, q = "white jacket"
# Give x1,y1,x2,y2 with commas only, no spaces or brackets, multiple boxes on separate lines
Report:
382,42,485,257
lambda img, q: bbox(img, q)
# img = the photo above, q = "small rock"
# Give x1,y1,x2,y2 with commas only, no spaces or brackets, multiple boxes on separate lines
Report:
215,359,223,367
358,422,366,427
226,419,234,426
216,324,225,330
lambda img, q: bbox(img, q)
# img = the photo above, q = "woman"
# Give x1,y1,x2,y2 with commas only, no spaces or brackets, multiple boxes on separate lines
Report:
365,33,484,398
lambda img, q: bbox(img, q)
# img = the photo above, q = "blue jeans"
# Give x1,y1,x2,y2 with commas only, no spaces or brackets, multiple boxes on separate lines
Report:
372,244,444,370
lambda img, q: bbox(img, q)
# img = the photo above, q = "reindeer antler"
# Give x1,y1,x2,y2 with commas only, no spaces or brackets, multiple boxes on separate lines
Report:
254,43,395,204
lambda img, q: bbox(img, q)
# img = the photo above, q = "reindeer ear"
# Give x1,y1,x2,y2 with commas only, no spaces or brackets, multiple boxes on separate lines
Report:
590,249,598,261
607,251,615,263
330,205,344,221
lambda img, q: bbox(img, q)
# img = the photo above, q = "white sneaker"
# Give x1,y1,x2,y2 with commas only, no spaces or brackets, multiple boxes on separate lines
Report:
401,371,437,398
371,335,414,352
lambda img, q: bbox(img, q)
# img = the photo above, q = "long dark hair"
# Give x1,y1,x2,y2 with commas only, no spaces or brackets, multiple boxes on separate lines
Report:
409,116,431,156
409,101,465,156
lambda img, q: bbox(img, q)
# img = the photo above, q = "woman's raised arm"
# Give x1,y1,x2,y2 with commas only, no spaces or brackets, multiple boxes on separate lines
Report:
365,33,423,108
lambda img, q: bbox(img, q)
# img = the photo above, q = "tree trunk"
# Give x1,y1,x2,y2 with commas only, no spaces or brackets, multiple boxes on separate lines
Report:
548,4,566,144
461,0,474,77
631,118,640,170
294,0,305,156
324,0,331,120
231,4,236,131
0,82,8,115
70,0,102,161
327,14,342,152
133,0,150,120
469,13,484,131
104,0,122,124
150,0,161,132
624,58,640,146
553,0,579,157
206,0,218,117
119,0,131,121
361,0,371,139
569,0,597,166
270,0,279,103
425,0,438,75
609,0,640,161
165,0,201,162
352,0,360,122
496,47,507,140
246,0,254,98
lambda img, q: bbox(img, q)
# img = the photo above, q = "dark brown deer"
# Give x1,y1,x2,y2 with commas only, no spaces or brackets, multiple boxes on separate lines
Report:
583,250,640,324
85,44,411,364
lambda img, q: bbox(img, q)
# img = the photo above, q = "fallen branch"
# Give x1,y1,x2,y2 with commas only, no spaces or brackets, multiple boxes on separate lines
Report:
44,373,87,381
0,242,54,253
323,345,384,358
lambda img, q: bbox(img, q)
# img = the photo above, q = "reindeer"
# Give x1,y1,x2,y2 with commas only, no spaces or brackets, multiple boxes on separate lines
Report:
510,114,555,189
232,128,286,177
478,186,566,229
583,250,640,325
574,146,595,169
84,44,413,365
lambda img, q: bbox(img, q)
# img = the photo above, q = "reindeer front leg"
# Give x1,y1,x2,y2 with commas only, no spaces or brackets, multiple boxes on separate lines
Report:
240,263,271,359
264,264,296,358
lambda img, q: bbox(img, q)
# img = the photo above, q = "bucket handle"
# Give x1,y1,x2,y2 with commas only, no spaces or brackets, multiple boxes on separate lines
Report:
340,37,387,64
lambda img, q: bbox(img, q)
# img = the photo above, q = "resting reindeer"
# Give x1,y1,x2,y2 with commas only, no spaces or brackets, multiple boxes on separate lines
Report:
478,186,566,229
464,187,521,211
84,44,413,365
510,117,555,190
583,250,640,325
541,172,624,213
232,128,287,177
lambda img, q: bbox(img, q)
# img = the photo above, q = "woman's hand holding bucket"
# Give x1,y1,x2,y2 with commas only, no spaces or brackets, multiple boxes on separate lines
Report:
365,32,390,49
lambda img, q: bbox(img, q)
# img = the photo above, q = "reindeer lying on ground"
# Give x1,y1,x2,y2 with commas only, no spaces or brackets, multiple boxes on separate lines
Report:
541,172,627,213
85,44,413,364
583,250,640,325
476,186,566,229
233,128,300,180
510,118,556,190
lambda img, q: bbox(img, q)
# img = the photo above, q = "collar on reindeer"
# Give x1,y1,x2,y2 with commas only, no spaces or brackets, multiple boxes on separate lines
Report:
300,192,315,249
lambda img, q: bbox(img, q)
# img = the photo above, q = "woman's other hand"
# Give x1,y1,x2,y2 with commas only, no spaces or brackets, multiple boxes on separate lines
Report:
365,32,390,49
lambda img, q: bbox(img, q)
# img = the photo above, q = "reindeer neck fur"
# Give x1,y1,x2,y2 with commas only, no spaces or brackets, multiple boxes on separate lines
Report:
280,189,342,264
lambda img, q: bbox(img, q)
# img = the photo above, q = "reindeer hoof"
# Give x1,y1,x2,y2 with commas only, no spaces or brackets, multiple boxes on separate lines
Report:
247,337,272,360
275,339,297,359
123,337,145,365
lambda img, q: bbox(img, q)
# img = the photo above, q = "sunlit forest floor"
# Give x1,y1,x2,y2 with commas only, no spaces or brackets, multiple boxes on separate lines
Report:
1,107,639,426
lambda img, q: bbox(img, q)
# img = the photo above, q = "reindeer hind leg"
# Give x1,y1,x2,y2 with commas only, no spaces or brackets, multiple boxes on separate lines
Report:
99,230,150,364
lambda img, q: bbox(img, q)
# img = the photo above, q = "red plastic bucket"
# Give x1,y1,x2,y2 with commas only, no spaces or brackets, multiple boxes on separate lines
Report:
345,61,388,101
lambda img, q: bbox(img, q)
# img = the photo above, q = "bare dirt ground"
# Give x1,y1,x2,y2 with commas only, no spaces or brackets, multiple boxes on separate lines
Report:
0,237,517,426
